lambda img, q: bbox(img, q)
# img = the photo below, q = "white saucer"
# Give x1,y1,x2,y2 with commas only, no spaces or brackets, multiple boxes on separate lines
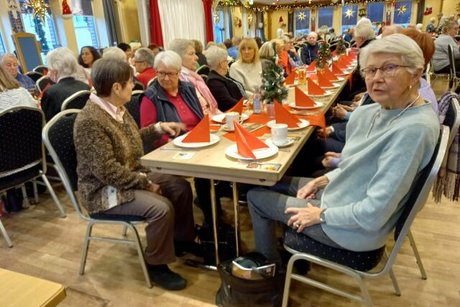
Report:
308,90,333,97
267,119,309,131
212,113,249,124
225,143,278,160
173,133,220,148
267,138,295,148
288,101,323,110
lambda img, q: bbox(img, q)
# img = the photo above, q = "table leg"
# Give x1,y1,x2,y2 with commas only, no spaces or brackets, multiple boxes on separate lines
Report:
210,179,220,266
232,182,240,257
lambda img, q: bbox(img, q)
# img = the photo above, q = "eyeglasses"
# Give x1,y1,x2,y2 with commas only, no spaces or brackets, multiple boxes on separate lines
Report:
360,64,409,79
157,71,179,78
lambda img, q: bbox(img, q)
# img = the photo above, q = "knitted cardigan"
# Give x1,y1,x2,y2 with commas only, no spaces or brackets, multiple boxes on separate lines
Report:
74,100,162,214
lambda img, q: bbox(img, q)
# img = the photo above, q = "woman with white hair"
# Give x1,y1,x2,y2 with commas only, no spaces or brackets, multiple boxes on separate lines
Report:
205,46,246,111
432,20,460,76
41,47,90,121
247,34,439,264
169,38,220,115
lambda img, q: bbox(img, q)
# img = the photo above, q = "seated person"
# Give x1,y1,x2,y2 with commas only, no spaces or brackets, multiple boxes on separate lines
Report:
0,65,37,112
1,53,35,92
169,39,220,115
133,47,157,88
74,58,199,291
432,21,460,77
247,34,439,264
139,51,223,225
300,32,319,65
205,46,246,112
229,38,262,96
41,47,90,121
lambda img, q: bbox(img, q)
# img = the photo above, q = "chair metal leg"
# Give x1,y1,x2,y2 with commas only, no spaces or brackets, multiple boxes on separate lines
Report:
79,222,94,275
130,224,152,288
389,268,401,296
407,230,427,280
0,220,13,248
33,181,39,203
20,185,30,208
122,225,128,237
40,172,66,217
281,254,295,307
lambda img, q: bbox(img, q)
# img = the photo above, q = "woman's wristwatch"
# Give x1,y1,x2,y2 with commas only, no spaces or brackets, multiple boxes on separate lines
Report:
319,209,327,224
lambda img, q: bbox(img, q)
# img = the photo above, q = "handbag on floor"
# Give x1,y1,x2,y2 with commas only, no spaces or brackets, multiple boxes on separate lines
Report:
216,252,285,307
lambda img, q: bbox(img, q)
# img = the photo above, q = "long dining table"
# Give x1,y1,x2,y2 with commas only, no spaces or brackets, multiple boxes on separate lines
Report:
140,64,355,266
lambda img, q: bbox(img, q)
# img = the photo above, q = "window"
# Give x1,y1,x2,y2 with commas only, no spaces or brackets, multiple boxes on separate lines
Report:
0,34,6,56
19,0,59,61
394,0,412,28
318,7,333,29
294,9,310,37
367,2,385,23
73,0,99,50
341,4,358,34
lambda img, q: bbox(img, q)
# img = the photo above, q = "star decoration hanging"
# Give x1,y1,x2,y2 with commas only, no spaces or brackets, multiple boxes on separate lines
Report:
345,9,354,19
25,0,48,21
397,5,407,15
297,12,306,21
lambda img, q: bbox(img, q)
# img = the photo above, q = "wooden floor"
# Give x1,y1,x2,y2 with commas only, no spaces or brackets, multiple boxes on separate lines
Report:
0,183,459,307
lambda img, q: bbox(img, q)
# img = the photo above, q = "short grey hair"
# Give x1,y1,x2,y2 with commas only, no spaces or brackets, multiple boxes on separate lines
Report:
46,47,78,78
204,46,227,69
154,50,182,71
359,33,424,76
168,39,194,58
134,48,155,66
1,53,18,64
259,41,276,59
102,47,126,62
354,17,376,40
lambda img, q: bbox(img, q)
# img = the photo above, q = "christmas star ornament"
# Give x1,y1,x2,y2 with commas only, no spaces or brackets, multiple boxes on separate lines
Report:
25,0,48,21
298,12,306,21
345,9,354,19
397,5,407,15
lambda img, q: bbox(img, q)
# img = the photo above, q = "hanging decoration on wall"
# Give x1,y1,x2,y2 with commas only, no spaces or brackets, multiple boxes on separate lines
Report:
358,8,366,17
247,12,254,27
279,16,284,23
25,0,49,21
423,7,432,16
345,8,354,19
397,4,407,15
7,0,24,33
62,0,73,19
297,11,306,21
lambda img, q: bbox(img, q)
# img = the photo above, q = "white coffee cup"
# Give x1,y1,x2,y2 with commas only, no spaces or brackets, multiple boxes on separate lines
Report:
225,112,240,131
271,123,288,146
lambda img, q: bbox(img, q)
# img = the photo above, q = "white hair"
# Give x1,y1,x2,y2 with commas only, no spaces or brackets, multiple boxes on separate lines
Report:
46,47,78,79
154,50,182,71
204,46,227,69
102,47,127,62
134,48,155,66
355,17,376,40
168,39,194,58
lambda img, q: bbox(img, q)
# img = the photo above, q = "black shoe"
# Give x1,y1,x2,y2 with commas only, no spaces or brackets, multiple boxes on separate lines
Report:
175,241,204,257
147,264,186,290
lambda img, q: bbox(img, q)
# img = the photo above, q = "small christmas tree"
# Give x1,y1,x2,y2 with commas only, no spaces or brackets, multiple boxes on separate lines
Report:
261,42,288,104
316,41,332,69
335,38,346,56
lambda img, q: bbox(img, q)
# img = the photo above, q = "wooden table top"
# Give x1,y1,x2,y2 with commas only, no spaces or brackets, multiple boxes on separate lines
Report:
141,70,351,186
0,268,66,307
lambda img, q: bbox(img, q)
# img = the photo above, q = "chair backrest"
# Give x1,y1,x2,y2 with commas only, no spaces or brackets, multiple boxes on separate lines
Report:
33,65,48,75
146,77,157,88
200,74,208,82
384,126,449,272
133,80,145,91
448,45,457,77
424,62,431,85
443,95,460,149
42,110,84,217
125,91,144,128
61,90,91,111
196,65,210,76
36,76,55,93
0,107,45,186
25,71,43,83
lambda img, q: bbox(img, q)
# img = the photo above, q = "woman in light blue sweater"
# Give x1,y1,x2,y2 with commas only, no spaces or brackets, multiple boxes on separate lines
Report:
247,34,440,262
432,20,460,75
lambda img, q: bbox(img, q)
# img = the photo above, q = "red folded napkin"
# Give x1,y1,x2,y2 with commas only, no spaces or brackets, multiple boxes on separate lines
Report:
307,77,325,96
295,86,315,107
234,121,268,159
317,72,334,88
305,111,326,130
332,63,345,75
323,67,338,81
335,59,348,70
339,55,352,66
182,114,211,143
284,71,296,85
274,100,301,128
306,61,316,72
227,97,244,115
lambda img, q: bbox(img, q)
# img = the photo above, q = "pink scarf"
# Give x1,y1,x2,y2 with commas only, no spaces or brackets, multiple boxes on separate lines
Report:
180,67,220,115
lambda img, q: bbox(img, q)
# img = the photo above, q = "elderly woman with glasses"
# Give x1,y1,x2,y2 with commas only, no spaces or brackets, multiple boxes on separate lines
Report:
168,39,220,115
246,34,439,264
204,46,246,112
74,58,200,291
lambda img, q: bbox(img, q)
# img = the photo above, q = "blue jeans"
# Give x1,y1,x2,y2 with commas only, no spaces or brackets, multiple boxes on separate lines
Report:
247,176,340,262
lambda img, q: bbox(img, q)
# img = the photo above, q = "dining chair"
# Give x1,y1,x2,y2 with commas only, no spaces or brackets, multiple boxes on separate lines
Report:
447,45,460,92
0,106,66,247
146,77,157,88
133,80,145,91
196,64,210,76
25,71,43,83
125,90,144,128
60,90,91,111
42,110,152,288
36,75,55,93
33,65,48,75
281,126,450,307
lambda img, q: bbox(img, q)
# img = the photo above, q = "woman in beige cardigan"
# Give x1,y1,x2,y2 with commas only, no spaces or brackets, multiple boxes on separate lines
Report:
74,58,200,291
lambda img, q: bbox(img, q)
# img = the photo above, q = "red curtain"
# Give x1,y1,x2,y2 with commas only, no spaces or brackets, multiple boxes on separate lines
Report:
202,0,214,43
150,0,164,46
